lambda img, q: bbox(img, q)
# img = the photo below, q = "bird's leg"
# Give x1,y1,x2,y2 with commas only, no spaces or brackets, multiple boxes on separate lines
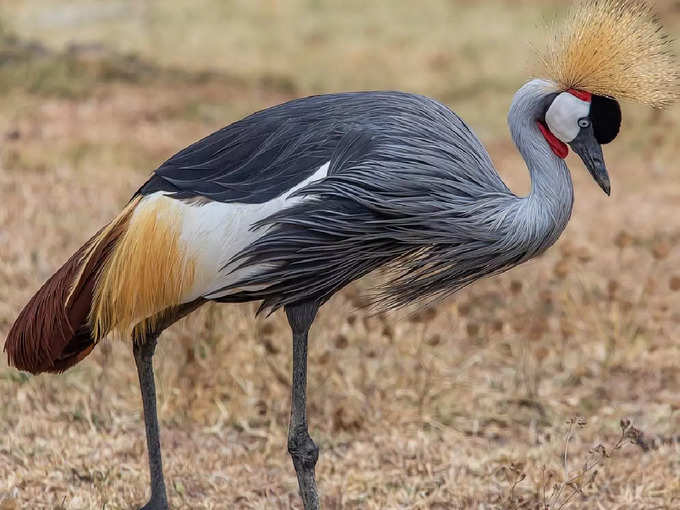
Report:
285,302,321,510
133,333,169,510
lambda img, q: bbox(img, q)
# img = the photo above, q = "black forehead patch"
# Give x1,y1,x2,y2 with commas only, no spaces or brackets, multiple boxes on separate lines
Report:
590,95,621,144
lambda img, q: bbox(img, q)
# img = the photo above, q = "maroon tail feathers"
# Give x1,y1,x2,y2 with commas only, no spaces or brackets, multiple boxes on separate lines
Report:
4,213,131,374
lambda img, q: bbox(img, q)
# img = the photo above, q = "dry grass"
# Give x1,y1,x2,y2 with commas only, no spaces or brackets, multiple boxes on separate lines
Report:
1,1,680,508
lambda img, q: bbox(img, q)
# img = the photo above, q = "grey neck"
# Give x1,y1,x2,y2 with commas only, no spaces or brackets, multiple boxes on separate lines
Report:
506,79,574,256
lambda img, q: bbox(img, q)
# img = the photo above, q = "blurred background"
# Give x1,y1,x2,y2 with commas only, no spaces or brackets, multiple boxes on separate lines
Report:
1,1,679,508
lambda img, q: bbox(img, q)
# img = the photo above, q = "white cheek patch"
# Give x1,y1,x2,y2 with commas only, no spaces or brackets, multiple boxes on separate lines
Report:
545,92,591,143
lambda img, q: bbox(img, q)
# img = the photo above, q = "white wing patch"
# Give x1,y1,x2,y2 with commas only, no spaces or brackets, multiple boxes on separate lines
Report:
167,162,330,301
545,92,590,143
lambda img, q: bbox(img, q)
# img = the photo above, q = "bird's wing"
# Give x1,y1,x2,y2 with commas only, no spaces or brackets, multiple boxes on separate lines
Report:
137,93,387,204
135,91,504,205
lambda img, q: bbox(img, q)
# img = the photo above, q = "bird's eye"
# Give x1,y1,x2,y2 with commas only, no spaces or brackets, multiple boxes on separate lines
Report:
578,118,591,128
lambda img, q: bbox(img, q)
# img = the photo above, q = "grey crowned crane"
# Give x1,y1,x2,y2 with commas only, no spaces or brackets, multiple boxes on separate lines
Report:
4,1,678,509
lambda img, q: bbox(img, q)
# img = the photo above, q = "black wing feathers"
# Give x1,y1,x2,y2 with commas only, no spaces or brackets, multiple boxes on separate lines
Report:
138,93,394,203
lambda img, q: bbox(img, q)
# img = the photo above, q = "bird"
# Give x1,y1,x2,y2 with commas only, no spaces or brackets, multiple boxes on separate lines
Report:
3,1,678,509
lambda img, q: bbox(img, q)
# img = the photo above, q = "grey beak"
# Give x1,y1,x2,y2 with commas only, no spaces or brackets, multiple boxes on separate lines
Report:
569,126,611,196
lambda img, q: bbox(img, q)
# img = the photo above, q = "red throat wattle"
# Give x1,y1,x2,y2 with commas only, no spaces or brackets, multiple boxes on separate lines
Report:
537,122,568,159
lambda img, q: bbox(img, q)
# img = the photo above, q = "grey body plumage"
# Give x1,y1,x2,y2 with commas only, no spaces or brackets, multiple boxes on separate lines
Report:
174,80,574,311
